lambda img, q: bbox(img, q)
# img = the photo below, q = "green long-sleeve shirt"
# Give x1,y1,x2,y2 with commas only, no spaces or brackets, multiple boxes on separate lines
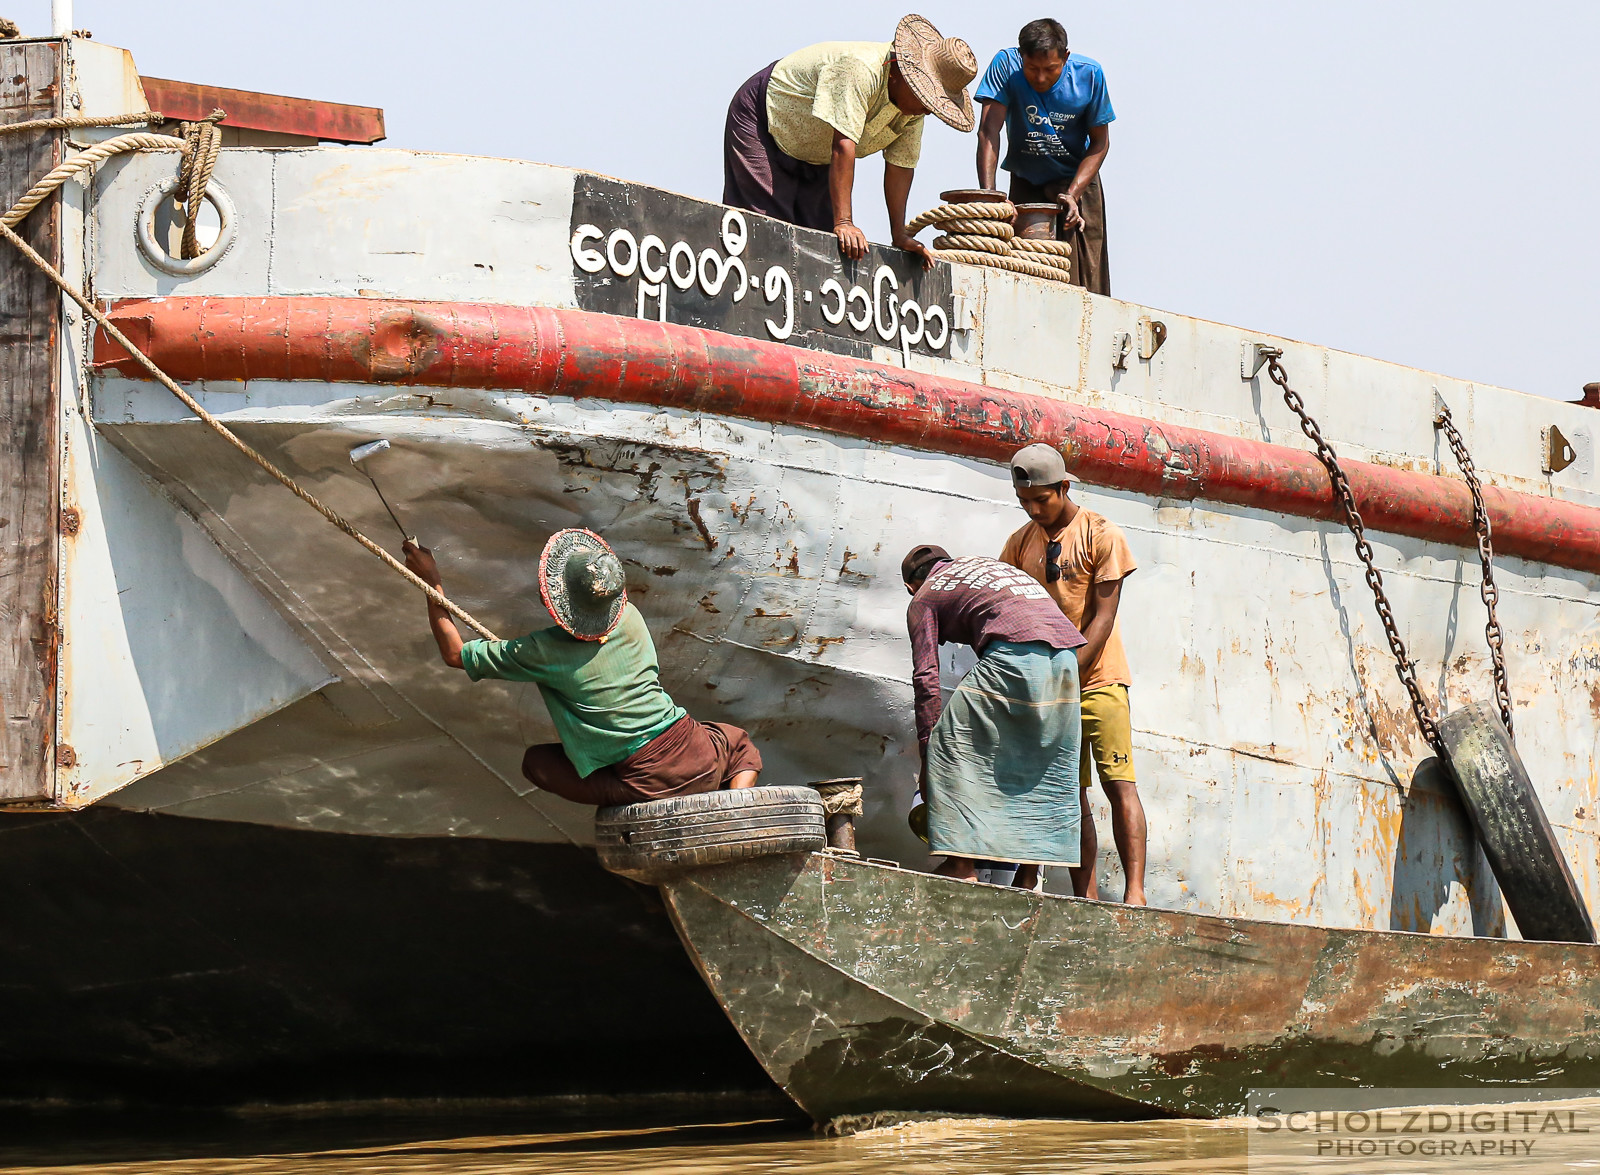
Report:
459,602,686,777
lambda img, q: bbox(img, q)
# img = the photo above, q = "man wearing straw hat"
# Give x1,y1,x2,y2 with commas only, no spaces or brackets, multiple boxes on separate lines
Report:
974,18,1115,294
724,15,978,265
404,531,763,806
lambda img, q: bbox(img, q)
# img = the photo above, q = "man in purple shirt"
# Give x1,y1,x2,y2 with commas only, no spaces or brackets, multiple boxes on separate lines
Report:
903,544,1087,887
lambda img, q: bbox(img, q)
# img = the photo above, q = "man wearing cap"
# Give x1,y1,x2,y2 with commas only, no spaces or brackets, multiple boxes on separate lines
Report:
974,18,1114,294
403,531,763,806
724,15,977,264
1001,443,1147,905
902,544,1086,887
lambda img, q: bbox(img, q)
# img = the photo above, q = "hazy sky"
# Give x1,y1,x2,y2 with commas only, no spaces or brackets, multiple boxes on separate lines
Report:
22,1,1599,399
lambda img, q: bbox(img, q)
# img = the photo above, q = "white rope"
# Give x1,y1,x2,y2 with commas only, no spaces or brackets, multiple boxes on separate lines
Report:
0,110,164,134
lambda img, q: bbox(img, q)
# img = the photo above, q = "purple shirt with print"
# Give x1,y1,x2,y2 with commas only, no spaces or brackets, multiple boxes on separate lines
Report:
906,556,1086,752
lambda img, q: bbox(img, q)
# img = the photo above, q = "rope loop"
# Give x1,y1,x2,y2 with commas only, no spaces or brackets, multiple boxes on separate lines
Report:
905,200,1015,235
932,233,1010,255
811,780,865,817
937,217,1013,239
175,109,225,259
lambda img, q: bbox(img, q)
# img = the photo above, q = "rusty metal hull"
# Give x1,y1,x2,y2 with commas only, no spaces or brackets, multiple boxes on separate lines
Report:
663,853,1600,1121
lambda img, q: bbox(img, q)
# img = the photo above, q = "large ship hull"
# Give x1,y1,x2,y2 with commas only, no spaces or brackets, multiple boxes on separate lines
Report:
0,806,775,1109
0,38,1596,1107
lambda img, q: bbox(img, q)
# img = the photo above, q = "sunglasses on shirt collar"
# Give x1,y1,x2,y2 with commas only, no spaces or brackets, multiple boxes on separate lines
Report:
1046,539,1077,583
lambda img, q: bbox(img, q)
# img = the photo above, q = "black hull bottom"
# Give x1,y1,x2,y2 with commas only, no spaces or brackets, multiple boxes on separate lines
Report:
0,808,775,1110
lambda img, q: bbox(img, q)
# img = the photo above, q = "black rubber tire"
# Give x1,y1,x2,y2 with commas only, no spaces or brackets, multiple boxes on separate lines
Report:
1438,702,1597,944
595,786,826,884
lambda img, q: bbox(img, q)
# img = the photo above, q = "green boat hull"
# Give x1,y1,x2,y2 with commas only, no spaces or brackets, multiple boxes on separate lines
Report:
662,854,1600,1121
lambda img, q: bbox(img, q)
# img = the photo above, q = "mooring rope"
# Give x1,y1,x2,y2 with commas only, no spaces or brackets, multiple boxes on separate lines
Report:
909,199,1074,284
0,110,165,134
812,780,864,817
905,200,1013,235
0,132,186,226
1014,237,1072,257
0,120,501,641
175,112,224,258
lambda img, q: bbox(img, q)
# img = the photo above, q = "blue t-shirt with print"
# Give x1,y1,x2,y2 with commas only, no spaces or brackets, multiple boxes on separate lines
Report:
974,48,1115,187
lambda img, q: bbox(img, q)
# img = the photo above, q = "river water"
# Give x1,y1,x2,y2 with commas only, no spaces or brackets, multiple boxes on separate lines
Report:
2,1101,1595,1175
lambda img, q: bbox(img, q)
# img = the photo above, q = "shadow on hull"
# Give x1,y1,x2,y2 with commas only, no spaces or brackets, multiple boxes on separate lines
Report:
0,808,779,1111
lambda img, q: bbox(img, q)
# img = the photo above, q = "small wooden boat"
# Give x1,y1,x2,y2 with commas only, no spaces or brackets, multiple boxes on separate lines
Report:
660,851,1600,1122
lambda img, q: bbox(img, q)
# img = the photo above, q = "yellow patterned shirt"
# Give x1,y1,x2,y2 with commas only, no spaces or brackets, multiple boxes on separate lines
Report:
765,41,925,168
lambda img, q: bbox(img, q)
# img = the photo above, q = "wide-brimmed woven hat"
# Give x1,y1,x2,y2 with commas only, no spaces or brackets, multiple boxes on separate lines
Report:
894,14,977,133
539,528,627,641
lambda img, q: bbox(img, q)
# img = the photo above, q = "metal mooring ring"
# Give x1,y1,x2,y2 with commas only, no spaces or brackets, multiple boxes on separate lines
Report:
135,176,238,276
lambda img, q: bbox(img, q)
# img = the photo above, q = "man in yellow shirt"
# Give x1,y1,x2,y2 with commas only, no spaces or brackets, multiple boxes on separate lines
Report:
723,15,977,264
1000,443,1148,905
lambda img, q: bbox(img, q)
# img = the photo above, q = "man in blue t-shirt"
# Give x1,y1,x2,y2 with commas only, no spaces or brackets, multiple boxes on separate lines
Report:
975,18,1114,295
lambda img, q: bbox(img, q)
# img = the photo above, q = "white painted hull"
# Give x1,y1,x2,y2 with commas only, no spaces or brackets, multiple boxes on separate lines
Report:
38,75,1600,941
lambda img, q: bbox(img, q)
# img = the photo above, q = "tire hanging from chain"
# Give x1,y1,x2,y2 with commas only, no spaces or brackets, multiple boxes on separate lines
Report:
1263,353,1516,756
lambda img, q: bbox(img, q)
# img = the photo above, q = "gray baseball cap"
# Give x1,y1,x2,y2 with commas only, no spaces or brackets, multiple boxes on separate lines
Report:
1010,443,1069,488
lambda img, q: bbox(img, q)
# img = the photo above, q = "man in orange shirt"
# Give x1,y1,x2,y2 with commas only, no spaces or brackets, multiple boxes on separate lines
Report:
1000,443,1147,905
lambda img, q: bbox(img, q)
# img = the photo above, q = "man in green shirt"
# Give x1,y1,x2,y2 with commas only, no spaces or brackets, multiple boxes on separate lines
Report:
723,14,978,263
404,529,762,806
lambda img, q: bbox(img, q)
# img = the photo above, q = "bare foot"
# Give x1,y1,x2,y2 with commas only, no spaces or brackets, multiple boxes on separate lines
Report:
1123,889,1148,906
1012,864,1039,890
935,856,977,881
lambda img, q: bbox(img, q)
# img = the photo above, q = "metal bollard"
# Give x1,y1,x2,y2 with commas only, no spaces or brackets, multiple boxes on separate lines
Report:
810,777,863,857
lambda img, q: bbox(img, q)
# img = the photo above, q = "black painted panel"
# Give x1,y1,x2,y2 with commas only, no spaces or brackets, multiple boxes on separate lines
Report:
570,176,954,362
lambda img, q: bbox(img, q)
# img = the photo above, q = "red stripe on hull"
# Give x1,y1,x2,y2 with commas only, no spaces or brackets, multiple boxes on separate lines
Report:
93,297,1600,576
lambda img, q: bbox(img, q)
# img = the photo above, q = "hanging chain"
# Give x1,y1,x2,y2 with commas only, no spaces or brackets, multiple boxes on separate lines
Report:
1263,353,1445,757
1434,401,1514,737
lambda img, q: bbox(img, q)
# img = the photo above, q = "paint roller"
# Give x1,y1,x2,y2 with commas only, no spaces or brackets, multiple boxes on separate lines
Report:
349,439,416,545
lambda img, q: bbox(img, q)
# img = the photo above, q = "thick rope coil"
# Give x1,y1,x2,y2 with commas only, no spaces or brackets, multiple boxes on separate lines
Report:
905,200,1015,235
0,110,165,134
176,111,224,258
1016,250,1072,275
910,198,1076,284
1013,237,1072,257
931,249,1073,283
936,217,1013,239
812,780,865,817
1,132,185,227
932,233,1010,255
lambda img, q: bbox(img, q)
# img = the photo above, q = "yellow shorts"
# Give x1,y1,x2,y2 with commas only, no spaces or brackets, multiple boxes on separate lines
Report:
1080,684,1137,788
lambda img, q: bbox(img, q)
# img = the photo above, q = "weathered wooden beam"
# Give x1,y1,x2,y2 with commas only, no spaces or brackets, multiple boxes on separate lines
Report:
0,41,62,803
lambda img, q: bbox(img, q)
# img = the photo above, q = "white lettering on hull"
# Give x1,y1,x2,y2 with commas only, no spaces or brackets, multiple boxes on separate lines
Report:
571,208,947,354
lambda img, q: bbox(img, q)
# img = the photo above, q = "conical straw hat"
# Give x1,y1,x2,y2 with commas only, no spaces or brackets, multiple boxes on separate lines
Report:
894,14,977,133
539,528,628,641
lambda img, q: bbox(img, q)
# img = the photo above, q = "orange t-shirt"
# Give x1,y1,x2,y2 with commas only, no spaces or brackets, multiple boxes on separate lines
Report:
1000,509,1137,692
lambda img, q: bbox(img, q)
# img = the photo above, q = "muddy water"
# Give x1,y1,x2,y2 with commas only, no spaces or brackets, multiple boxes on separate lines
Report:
2,1101,1596,1175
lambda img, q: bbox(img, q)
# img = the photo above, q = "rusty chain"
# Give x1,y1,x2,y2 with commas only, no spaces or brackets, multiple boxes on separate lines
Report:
1434,401,1514,737
1263,353,1445,757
